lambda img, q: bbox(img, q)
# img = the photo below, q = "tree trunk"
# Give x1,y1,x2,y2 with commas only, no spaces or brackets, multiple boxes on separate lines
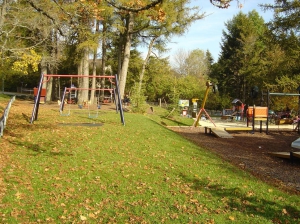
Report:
41,62,47,89
77,50,89,104
118,13,134,99
91,50,97,104
101,21,107,101
41,59,50,102
82,48,89,102
90,20,101,104
77,59,83,104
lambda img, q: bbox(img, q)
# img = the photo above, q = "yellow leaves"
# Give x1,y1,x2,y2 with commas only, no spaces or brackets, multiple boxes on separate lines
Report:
246,191,255,197
10,208,27,218
80,215,87,221
282,208,288,215
169,213,179,219
15,191,23,200
88,212,97,219
127,0,146,8
12,49,42,75
145,5,166,22
51,147,60,153
229,216,235,221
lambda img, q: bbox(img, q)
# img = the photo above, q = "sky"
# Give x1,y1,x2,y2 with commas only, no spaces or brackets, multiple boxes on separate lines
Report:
160,0,275,64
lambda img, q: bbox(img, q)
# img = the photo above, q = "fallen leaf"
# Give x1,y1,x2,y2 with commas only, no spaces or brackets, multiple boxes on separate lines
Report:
282,208,288,215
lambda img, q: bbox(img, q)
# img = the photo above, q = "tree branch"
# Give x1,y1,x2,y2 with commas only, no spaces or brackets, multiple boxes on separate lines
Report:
25,0,65,36
104,0,163,12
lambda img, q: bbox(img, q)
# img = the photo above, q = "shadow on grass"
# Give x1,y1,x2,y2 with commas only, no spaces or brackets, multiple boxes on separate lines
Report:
179,173,300,222
148,115,192,127
7,138,74,157
22,113,30,122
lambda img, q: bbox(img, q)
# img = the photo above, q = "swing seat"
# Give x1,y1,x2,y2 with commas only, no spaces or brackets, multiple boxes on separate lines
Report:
60,110,70,117
88,114,98,119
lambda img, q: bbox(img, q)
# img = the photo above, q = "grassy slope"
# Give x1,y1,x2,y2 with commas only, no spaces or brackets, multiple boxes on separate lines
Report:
0,97,299,223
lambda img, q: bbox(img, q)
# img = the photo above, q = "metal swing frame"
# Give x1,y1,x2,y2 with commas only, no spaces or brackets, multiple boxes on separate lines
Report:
30,74,125,125
59,87,71,116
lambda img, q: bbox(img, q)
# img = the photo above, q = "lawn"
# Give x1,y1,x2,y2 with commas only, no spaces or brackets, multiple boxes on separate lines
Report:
0,95,299,223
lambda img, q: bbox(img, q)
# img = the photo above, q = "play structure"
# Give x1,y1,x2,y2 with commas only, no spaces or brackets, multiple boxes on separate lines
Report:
246,106,268,133
268,151,300,162
193,81,255,138
59,87,103,118
265,90,300,134
264,90,300,161
204,126,233,138
268,137,300,161
197,86,300,137
30,73,125,125
193,81,216,127
193,81,238,138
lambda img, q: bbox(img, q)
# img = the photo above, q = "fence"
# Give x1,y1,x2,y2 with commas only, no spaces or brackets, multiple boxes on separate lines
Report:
0,96,15,137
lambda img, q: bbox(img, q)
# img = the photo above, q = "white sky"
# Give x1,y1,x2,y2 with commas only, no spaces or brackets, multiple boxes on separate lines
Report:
159,0,275,63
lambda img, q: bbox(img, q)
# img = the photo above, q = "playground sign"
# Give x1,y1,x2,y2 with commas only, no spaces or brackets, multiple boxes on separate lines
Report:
178,100,189,107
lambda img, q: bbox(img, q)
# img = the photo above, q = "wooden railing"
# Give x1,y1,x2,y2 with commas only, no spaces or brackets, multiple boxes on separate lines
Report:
0,96,15,137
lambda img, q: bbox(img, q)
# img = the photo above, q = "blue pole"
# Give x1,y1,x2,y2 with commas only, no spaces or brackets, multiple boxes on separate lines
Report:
30,73,44,124
114,74,125,126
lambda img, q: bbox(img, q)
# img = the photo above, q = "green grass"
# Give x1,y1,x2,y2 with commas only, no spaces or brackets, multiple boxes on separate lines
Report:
0,97,299,223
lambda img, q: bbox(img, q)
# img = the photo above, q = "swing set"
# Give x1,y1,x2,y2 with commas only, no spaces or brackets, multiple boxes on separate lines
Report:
30,73,125,125
59,87,102,118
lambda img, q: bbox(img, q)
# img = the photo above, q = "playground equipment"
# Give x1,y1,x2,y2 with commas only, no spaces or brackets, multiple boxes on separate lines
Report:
246,106,268,133
204,126,233,138
268,151,300,161
193,81,216,127
33,87,46,104
30,73,125,125
191,98,199,118
59,87,71,116
59,87,101,118
265,90,300,134
268,136,300,161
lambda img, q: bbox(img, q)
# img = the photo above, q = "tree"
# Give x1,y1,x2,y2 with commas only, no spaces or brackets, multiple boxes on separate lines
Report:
217,10,267,103
104,0,164,99
173,49,210,78
262,0,300,35
104,0,206,101
0,1,51,85
260,0,300,110
144,56,173,102
136,0,206,97
262,0,300,86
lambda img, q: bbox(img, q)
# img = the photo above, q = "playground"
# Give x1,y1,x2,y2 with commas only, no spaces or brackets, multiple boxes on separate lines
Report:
172,81,300,192
17,99,300,193
1,96,300,222
168,121,300,193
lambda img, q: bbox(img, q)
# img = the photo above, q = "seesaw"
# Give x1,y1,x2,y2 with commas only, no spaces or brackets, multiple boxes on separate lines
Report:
291,138,300,149
268,151,300,160
225,127,253,131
